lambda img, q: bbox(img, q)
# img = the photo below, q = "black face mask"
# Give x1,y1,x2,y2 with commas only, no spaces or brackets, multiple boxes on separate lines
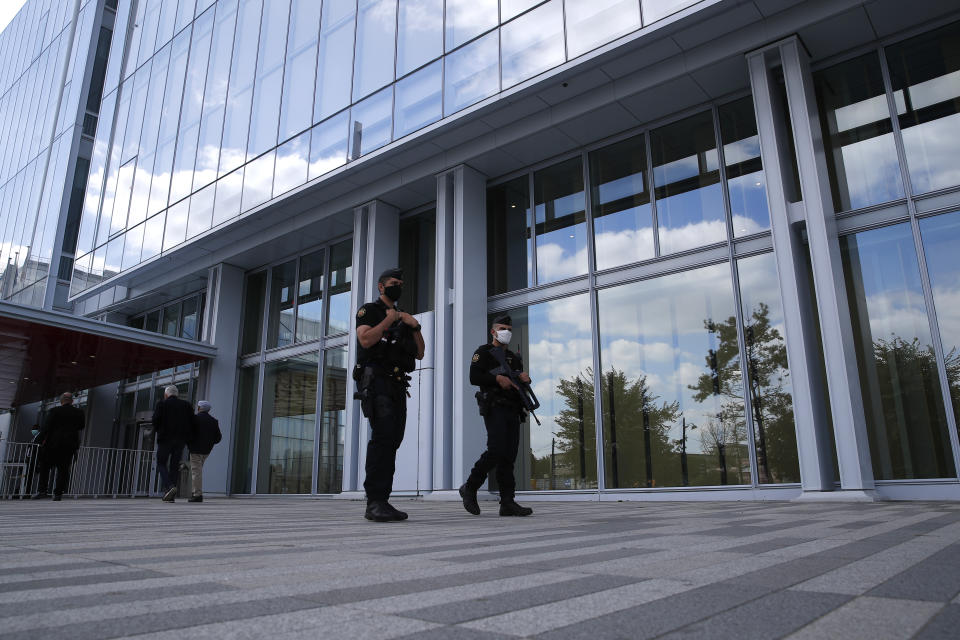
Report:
383,284,402,302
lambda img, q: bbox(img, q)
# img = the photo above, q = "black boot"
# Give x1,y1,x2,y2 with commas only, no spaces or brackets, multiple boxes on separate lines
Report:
383,501,408,520
459,484,480,515
499,500,533,517
365,500,400,522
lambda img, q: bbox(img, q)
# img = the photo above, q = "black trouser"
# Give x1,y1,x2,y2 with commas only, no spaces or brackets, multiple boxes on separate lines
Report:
156,441,185,491
36,447,75,496
466,404,522,502
363,377,407,502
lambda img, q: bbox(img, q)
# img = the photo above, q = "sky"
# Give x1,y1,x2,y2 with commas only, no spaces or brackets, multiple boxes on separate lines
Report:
0,0,27,34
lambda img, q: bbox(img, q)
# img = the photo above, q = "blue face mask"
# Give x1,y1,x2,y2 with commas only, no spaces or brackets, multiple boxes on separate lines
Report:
31,429,39,437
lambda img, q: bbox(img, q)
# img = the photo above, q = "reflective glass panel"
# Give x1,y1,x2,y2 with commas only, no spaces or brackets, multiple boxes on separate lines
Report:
737,253,800,483
445,0,497,51
353,0,396,101
597,262,750,488
814,54,904,211
296,249,325,343
186,182,215,239
318,346,347,493
349,87,393,159
241,150,275,211
398,209,436,315
918,211,960,449
886,22,960,195
213,167,244,225
327,239,353,335
841,224,954,479
394,60,442,138
266,260,297,349
279,0,321,142
231,365,259,493
315,0,356,122
257,353,318,494
309,111,349,179
163,199,189,250
218,0,261,176
501,0,564,89
397,0,442,77
120,223,143,270
162,302,181,336
492,295,598,490
642,0,700,23
651,110,725,254
181,296,200,340
241,270,267,354
719,96,769,236
565,0,640,59
141,212,164,263
534,157,587,284
589,133,654,270
274,131,310,196
444,30,499,115
487,176,532,295
246,0,288,158
502,0,540,20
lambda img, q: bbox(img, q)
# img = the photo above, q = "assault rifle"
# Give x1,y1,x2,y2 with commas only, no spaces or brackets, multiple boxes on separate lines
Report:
489,346,541,425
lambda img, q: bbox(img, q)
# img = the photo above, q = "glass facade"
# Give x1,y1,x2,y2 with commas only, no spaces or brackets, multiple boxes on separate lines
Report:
70,0,714,296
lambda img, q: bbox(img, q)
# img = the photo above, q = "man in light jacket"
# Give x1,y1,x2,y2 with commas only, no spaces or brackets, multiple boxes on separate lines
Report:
187,400,221,503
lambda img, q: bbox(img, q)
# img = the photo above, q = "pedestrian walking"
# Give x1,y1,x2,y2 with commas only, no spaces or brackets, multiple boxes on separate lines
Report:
152,386,193,502
32,393,85,501
187,400,221,503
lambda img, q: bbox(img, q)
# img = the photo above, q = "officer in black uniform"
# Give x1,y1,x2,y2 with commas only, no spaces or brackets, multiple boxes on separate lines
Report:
459,315,534,517
354,267,424,521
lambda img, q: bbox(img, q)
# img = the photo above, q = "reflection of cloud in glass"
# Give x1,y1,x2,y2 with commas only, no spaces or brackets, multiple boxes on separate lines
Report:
500,1,564,89
836,134,904,210
566,0,640,58
901,112,960,194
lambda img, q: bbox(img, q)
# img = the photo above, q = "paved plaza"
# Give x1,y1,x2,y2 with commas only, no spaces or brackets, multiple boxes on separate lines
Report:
2,497,960,639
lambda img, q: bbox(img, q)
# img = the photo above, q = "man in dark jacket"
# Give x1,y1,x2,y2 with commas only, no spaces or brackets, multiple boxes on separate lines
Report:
187,400,221,503
152,386,193,502
33,392,85,500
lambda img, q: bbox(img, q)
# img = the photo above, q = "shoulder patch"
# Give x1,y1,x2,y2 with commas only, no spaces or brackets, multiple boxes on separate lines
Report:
357,307,366,318
472,353,480,363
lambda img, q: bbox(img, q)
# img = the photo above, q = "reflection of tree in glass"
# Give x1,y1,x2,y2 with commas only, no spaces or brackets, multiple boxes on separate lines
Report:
690,303,798,484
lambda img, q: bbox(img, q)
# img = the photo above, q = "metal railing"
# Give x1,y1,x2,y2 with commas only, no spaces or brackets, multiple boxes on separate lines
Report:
0,442,163,499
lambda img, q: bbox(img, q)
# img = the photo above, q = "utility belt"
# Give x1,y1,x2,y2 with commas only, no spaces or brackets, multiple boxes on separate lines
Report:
353,361,411,418
474,388,523,417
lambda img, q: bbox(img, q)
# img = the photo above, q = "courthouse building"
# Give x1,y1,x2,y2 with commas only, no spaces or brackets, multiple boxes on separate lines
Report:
1,0,960,501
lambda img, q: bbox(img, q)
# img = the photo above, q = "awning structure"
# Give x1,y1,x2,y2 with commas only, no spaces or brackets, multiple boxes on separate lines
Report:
0,302,217,408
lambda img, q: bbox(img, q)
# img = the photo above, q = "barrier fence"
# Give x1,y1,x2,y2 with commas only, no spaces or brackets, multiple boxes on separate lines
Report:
0,442,167,499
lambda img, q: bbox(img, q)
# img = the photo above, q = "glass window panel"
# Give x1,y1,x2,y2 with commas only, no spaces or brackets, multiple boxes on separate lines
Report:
502,0,540,20
219,0,262,176
642,0,700,23
589,133,654,270
162,302,182,336
349,86,392,159
598,262,750,488
841,223,954,479
737,253,800,483
814,53,905,212
141,212,164,262
398,209,436,315
501,0,564,89
279,1,320,143
144,309,161,333
565,0,640,59
213,167,244,226
231,365,260,493
257,353,318,494
315,0,356,122
241,271,267,354
274,131,310,196
186,182,215,239
353,0,396,101
394,60,442,138
176,0,197,32
650,110,726,254
309,111,349,179
266,259,297,349
123,65,153,163
444,30,499,115
886,22,960,195
163,199,189,250
397,0,442,77
78,90,116,255
719,96,770,237
109,157,137,235
534,157,587,284
919,211,960,430
318,346,347,493
247,0,289,158
445,0,497,51
487,176,532,295
241,151,275,211
181,296,200,340
490,295,597,491
120,222,144,270
327,239,353,335
296,249,325,342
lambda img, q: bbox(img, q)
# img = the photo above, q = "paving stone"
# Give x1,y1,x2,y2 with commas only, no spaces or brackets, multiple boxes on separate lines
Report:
722,537,814,554
723,554,850,590
0,569,165,594
867,543,960,602
785,596,943,640
914,603,960,640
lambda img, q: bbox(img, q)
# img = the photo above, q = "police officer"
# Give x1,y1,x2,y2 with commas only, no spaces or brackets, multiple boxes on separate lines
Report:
459,315,534,517
354,267,424,521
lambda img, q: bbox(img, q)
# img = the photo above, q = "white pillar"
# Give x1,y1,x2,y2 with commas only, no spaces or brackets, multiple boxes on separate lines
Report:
340,200,399,496
199,262,244,495
772,38,876,497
